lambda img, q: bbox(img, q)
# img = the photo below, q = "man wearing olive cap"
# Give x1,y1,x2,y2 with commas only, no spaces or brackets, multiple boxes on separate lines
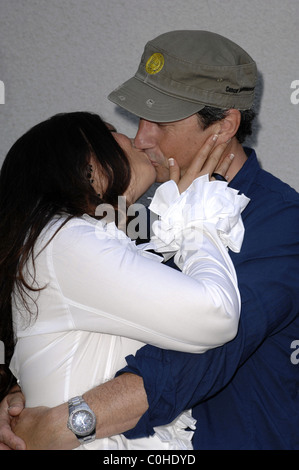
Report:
109,30,257,184
1,30,299,450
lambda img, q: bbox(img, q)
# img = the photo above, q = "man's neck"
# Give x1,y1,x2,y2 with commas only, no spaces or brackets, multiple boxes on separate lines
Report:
224,140,248,183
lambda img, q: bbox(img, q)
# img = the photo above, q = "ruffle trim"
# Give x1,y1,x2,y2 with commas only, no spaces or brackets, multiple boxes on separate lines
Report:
149,174,250,254
153,409,196,450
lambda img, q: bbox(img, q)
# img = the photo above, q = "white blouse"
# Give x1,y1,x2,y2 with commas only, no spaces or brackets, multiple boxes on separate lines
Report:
10,175,249,450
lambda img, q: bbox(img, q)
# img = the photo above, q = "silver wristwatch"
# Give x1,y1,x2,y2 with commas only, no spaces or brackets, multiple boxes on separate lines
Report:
67,396,96,444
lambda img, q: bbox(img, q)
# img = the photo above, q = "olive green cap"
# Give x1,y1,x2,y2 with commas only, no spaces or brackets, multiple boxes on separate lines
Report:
108,30,257,122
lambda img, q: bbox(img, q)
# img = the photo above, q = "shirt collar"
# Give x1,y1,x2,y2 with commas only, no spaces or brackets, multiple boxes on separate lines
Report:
229,147,260,195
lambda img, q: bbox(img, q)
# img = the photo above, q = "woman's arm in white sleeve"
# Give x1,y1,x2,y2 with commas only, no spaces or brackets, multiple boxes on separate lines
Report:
52,176,249,353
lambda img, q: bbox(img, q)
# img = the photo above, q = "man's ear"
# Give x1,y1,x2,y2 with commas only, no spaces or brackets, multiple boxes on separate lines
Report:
218,109,241,143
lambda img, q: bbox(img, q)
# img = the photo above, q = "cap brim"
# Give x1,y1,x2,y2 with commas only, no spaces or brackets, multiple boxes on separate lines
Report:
108,77,205,123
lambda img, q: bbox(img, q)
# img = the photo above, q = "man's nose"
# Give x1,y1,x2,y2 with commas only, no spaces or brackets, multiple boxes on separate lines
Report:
134,119,156,150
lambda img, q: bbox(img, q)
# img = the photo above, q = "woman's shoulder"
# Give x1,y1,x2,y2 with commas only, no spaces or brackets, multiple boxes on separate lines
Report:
48,213,102,231
36,214,103,249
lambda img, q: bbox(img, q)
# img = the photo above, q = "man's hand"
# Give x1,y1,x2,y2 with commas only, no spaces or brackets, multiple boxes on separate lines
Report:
0,374,147,449
11,406,64,450
11,403,77,450
0,386,26,450
0,386,74,450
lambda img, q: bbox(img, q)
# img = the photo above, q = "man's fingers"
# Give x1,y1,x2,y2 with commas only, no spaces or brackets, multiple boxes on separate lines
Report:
7,389,25,417
7,404,24,417
0,386,26,450
0,420,26,450
0,443,12,450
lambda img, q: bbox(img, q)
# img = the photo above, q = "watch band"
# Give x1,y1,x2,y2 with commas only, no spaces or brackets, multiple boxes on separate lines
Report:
68,395,96,444
68,395,85,411
77,433,96,445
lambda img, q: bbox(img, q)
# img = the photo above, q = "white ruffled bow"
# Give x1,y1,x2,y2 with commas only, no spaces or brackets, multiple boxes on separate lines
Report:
149,174,250,254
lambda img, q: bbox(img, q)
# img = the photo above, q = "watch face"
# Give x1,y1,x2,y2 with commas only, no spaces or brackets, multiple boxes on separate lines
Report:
70,410,95,436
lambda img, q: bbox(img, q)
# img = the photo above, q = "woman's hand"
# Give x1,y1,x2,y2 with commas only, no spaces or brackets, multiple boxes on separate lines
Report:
168,132,233,193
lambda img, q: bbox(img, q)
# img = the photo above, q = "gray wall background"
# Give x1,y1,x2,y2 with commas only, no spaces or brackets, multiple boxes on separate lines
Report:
1,0,298,191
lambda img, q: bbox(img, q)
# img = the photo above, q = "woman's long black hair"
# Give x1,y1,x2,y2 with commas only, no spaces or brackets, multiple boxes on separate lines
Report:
0,112,131,400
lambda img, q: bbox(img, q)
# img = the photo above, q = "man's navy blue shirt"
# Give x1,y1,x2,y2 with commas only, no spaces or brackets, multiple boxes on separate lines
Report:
118,149,299,450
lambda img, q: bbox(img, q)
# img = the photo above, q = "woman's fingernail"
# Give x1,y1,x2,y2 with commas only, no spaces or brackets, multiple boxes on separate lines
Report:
212,134,219,142
168,158,175,167
229,153,235,160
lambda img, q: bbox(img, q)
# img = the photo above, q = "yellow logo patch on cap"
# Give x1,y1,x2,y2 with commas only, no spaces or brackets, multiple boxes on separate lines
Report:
146,53,164,75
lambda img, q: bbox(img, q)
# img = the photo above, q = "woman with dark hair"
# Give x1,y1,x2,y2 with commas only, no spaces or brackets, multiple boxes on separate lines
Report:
0,112,249,449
